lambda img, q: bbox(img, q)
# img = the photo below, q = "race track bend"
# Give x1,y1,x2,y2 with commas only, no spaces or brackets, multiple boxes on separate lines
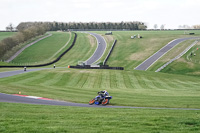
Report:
135,37,200,71
84,32,107,65
6,33,52,63
0,92,200,110
0,67,200,111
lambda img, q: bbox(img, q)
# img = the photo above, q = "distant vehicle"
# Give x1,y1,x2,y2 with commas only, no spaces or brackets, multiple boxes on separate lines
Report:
105,31,112,35
99,42,100,44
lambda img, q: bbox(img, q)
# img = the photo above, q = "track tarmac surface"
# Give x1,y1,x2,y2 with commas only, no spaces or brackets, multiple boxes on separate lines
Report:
84,32,107,65
0,92,200,110
135,37,200,71
0,68,51,78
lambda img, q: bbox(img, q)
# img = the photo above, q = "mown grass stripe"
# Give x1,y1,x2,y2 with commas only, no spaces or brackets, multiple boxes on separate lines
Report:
109,70,117,89
128,72,141,89
93,70,102,89
82,72,96,89
122,71,133,89
149,77,169,90
66,71,80,87
80,73,90,88
115,70,126,89
101,70,110,89
141,76,157,90
24,72,54,86
134,73,150,89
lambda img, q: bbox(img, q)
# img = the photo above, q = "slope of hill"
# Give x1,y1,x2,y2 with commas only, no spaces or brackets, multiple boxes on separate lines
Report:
1,30,200,132
0,68,200,109
11,32,71,65
92,30,200,70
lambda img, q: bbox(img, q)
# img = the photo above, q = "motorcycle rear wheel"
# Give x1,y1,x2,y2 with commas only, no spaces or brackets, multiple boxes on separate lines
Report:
89,98,95,105
102,99,109,105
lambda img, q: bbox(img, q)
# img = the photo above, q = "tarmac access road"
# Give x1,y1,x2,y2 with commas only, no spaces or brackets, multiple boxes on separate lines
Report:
135,37,200,71
84,32,107,65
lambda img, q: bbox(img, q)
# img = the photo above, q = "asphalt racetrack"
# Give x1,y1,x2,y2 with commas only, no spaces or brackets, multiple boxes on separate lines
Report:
135,37,200,71
0,68,51,78
84,32,107,65
1,93,200,110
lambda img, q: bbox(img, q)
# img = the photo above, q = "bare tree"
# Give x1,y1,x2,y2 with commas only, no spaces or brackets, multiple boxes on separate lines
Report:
6,23,15,31
193,25,200,29
160,24,165,30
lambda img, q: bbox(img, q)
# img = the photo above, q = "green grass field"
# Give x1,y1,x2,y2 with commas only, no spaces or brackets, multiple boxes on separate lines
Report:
55,32,97,67
160,41,200,76
1,102,200,133
0,32,16,41
1,30,200,132
148,39,196,72
11,32,71,65
94,30,200,70
0,68,200,109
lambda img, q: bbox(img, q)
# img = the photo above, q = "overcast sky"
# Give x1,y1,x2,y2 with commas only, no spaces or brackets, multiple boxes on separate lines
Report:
0,0,200,30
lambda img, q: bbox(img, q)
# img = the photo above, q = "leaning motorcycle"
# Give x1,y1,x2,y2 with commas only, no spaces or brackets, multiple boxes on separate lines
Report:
89,94,112,106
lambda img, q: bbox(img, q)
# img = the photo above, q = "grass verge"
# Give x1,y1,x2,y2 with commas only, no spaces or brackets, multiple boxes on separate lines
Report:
0,102,200,133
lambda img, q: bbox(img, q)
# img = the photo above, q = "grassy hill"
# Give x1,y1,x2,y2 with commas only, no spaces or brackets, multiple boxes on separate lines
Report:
1,30,200,132
93,30,200,70
55,32,97,67
11,32,72,65
160,41,200,76
0,68,199,109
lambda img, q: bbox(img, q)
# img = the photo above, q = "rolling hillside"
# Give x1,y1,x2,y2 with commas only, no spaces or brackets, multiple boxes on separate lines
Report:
11,32,72,65
93,30,200,70
1,30,200,133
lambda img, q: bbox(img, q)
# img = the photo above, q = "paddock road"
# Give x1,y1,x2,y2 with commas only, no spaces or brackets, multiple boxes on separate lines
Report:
0,93,200,110
135,37,200,71
84,32,107,65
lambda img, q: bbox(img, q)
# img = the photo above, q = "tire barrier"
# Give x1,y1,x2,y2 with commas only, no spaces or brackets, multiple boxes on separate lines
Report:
69,65,124,70
103,40,117,65
0,32,77,68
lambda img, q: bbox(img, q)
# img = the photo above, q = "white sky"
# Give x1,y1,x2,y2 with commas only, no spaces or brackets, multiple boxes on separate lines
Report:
0,0,200,30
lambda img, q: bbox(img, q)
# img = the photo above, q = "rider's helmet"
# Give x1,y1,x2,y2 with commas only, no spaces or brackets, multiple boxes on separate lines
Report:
104,90,109,96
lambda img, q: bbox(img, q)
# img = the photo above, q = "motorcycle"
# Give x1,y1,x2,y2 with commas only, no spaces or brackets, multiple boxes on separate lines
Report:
89,92,112,106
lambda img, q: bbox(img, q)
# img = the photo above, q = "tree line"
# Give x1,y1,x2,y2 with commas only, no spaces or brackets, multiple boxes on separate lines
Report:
17,21,147,31
0,23,48,59
0,21,146,59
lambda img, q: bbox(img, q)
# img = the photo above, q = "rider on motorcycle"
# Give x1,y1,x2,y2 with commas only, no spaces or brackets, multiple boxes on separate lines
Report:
98,90,109,99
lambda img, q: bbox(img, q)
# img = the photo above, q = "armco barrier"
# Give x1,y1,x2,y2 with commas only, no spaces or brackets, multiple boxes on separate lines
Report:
103,40,117,65
0,32,77,68
69,65,124,70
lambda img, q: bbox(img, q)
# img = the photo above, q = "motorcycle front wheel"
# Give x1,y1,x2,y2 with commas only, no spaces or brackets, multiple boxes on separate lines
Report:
89,98,95,105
